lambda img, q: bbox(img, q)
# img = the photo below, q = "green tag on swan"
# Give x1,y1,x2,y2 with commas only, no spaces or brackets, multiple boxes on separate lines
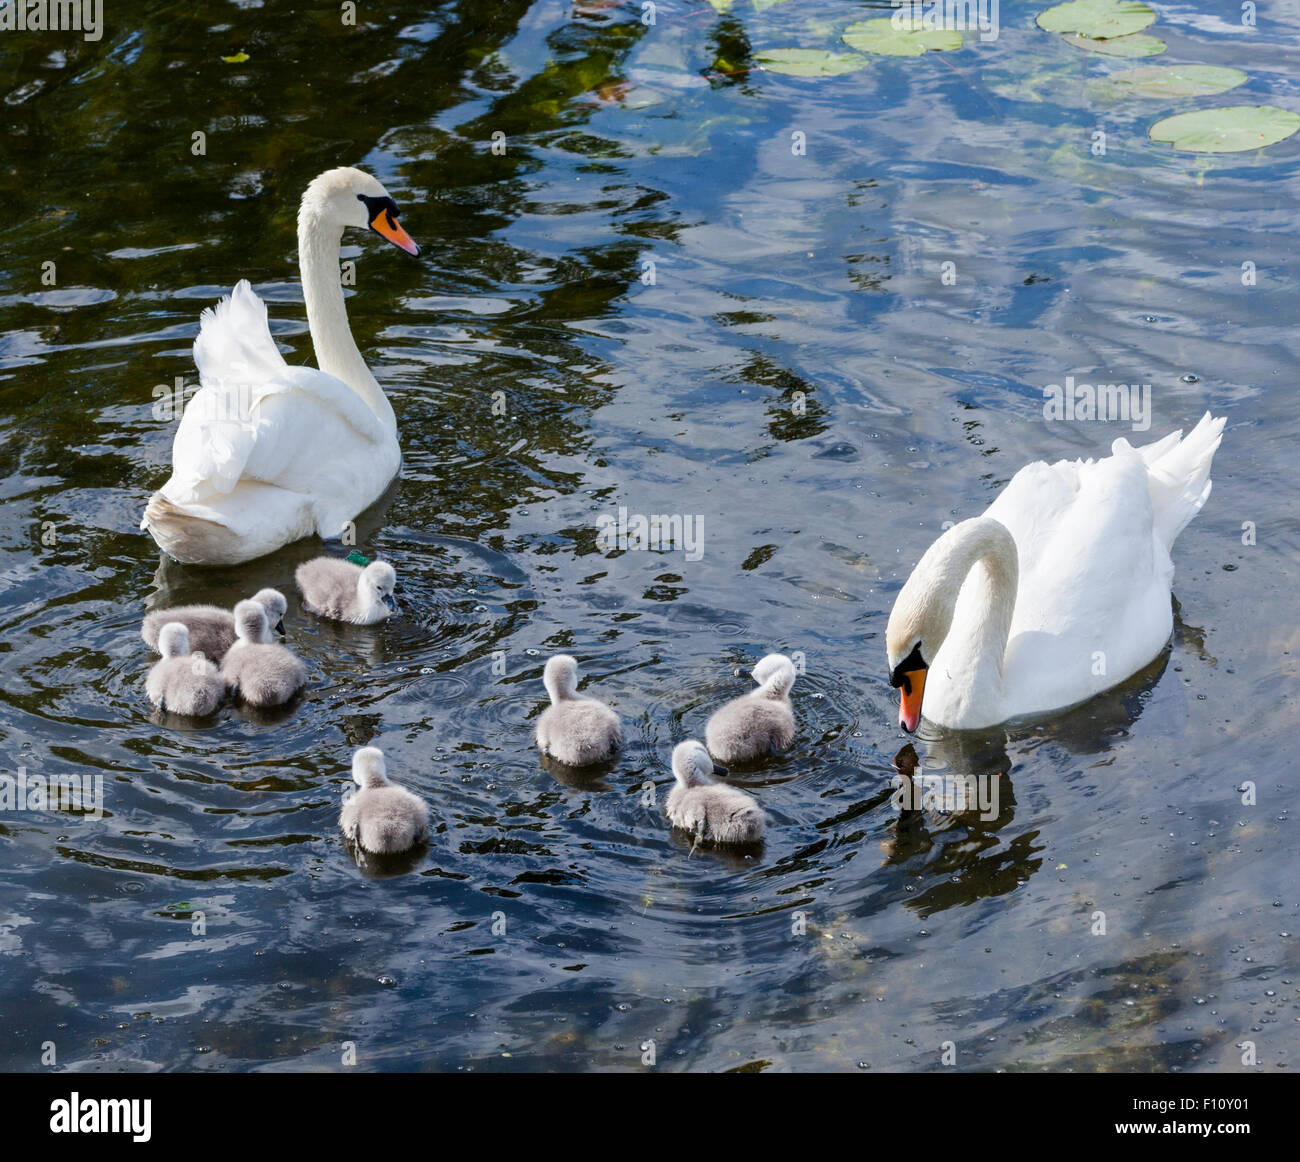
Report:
345,551,371,566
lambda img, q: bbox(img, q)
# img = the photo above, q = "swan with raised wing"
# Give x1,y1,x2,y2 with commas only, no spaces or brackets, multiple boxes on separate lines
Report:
886,413,1225,732
142,167,418,565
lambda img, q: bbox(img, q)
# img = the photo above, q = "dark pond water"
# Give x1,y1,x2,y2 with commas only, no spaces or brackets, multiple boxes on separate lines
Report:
1,0,1297,1072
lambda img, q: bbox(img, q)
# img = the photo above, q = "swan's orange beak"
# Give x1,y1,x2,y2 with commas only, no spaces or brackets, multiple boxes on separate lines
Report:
897,668,927,734
370,209,419,257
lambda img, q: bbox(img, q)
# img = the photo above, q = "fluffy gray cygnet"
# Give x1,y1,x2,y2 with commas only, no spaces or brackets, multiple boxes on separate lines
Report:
535,654,621,767
220,600,307,707
704,653,797,764
145,622,228,716
295,557,396,624
339,747,429,853
141,587,287,662
665,740,765,845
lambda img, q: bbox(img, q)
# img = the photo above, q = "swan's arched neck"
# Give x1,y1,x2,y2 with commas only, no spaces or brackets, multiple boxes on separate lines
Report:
298,211,395,429
914,518,1019,727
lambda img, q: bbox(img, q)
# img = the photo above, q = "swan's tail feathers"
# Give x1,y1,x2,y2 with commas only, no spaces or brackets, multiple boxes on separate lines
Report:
192,279,287,393
141,483,313,566
1144,412,1225,549
142,491,241,565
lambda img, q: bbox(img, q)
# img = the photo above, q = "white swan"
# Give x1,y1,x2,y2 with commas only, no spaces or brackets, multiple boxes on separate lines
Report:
141,167,418,565
885,413,1225,731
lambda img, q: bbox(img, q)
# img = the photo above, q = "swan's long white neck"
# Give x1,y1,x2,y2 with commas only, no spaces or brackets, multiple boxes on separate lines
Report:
914,518,1019,726
297,207,394,429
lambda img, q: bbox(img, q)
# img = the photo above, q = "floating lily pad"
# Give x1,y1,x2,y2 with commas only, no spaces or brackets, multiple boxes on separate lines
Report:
1109,65,1247,98
842,18,962,57
1063,32,1166,57
221,51,250,64
1148,105,1300,153
706,0,734,11
754,48,870,76
1037,0,1155,38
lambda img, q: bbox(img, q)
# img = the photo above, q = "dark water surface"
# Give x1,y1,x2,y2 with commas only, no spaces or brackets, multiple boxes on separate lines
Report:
1,1,1297,1072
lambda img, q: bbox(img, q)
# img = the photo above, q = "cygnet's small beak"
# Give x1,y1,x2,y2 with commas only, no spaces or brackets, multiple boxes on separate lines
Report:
711,762,729,777
274,619,286,636
382,592,399,611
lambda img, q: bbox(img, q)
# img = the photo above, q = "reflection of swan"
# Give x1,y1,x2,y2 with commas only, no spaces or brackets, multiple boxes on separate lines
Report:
886,414,1224,731
666,741,765,845
704,653,797,763
889,741,1006,825
142,167,418,565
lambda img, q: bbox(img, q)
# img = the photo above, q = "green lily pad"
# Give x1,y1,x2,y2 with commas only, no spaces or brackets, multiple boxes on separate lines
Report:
1063,32,1166,57
754,48,870,76
1037,0,1155,38
1149,105,1300,153
706,0,734,11
1109,65,1247,98
221,51,250,64
842,18,962,57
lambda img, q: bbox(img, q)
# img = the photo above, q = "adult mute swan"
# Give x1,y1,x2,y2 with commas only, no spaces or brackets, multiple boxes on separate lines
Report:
141,167,418,565
886,413,1225,732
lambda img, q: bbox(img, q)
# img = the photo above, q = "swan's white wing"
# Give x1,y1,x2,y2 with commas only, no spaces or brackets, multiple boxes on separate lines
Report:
192,278,287,392
1124,412,1224,548
987,444,1172,714
166,281,389,503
